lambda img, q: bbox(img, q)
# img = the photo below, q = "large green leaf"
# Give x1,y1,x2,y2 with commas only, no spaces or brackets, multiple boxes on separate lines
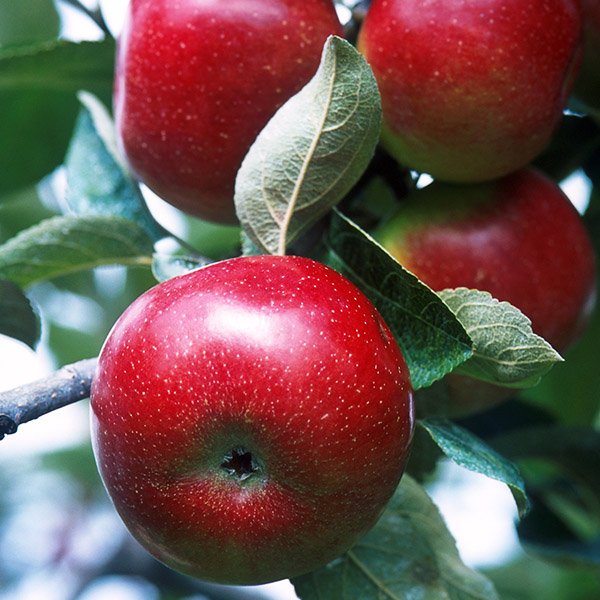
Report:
419,418,530,518
0,0,60,48
65,92,166,241
0,215,154,287
0,38,115,194
235,36,381,255
292,474,499,600
0,279,40,348
326,211,473,390
439,288,563,388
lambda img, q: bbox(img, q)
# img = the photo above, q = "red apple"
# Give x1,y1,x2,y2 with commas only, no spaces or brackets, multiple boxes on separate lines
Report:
357,0,583,182
573,0,600,112
90,255,414,585
114,0,343,223
375,168,597,413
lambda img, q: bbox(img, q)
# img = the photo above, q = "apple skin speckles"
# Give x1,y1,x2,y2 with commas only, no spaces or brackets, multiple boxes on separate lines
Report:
90,254,414,586
114,0,343,223
357,0,583,182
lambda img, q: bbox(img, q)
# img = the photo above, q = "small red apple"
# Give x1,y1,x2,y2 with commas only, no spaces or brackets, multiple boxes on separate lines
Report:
357,0,583,182
375,168,596,413
573,0,600,112
114,0,343,223
90,255,414,585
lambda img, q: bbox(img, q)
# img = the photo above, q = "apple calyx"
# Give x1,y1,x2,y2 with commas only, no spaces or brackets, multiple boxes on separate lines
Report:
221,446,262,482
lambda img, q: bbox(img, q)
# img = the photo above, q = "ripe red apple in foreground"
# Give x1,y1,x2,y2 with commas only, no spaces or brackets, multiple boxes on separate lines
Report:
114,0,343,223
357,0,583,182
375,168,596,413
573,0,600,111
90,255,414,585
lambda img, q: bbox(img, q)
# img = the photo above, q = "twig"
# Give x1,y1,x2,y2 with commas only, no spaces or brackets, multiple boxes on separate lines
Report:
0,358,97,440
58,0,112,37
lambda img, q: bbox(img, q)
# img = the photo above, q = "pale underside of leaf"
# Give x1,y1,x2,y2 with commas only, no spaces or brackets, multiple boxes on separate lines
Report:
439,288,563,387
235,36,381,255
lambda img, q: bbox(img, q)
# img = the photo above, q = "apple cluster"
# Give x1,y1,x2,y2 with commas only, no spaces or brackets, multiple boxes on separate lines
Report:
359,0,597,411
91,0,599,587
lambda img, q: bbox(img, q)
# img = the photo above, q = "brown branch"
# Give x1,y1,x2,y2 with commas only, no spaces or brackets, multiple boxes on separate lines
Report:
0,358,97,440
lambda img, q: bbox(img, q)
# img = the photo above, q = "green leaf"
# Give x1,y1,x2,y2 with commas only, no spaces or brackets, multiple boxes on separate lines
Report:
292,474,499,600
517,487,600,572
493,424,600,505
326,211,473,390
0,215,154,287
419,418,530,518
439,288,563,388
0,279,40,348
0,0,60,48
0,38,115,194
64,92,166,241
151,254,208,282
235,35,381,255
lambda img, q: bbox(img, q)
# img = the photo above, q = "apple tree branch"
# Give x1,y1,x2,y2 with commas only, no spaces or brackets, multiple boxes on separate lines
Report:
0,358,97,440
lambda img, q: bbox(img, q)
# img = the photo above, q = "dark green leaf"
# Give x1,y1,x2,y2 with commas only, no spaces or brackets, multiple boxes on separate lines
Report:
492,425,600,505
326,211,473,390
518,487,600,572
235,36,381,255
65,92,166,241
0,279,40,348
0,215,154,287
0,38,115,194
293,474,499,600
485,552,600,600
419,418,530,518
439,288,563,388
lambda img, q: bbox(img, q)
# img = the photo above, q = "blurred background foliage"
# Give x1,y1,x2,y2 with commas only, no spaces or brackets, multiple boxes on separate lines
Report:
1,0,599,599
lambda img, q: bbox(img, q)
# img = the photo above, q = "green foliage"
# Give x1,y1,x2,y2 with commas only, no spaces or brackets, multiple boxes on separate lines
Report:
325,210,473,390
439,288,564,388
491,424,600,568
419,418,530,518
65,92,166,242
0,215,154,287
0,279,39,348
0,38,115,194
0,0,60,48
292,474,499,599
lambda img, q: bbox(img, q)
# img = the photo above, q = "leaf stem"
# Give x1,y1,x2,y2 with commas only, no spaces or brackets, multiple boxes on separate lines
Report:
0,358,97,440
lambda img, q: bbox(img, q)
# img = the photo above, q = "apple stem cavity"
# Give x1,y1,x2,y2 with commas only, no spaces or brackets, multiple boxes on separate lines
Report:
221,447,262,481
